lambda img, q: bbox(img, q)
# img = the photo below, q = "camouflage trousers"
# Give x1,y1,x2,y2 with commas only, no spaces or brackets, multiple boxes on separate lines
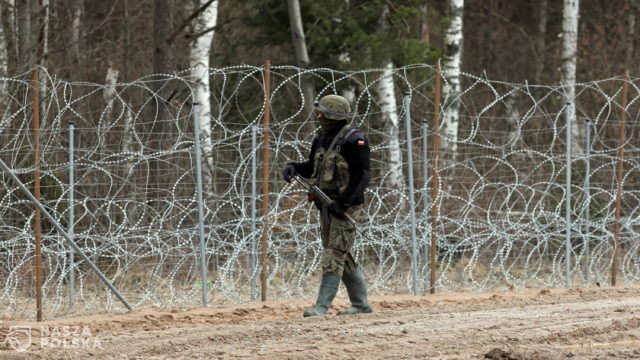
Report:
319,204,360,275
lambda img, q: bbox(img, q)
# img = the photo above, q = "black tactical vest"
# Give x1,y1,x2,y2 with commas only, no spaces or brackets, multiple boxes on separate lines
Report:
311,126,358,192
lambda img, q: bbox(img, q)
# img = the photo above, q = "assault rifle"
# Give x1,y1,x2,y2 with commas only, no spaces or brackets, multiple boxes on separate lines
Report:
292,175,360,230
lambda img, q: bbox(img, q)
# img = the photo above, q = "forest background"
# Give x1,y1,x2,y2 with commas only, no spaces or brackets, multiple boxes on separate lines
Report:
0,0,639,316
0,0,633,86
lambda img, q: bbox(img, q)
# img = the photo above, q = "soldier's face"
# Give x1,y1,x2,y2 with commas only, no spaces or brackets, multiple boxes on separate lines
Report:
316,112,335,131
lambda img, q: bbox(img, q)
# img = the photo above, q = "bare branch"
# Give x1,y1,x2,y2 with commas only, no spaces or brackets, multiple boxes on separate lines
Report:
167,0,216,44
185,15,239,40
185,24,216,40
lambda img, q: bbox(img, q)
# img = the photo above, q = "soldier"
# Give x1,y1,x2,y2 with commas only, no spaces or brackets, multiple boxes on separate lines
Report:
281,94,372,317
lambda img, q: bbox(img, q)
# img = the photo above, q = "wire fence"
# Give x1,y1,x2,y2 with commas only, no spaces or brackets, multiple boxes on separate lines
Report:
1,64,639,319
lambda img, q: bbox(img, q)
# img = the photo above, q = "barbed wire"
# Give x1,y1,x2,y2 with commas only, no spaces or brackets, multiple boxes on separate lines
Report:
0,64,639,318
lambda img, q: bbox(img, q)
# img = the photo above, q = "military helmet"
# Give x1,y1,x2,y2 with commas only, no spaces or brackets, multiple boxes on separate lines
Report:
314,95,352,120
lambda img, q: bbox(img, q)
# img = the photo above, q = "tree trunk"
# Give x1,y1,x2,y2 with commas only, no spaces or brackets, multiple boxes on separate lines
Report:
338,1,355,109
17,0,32,68
0,0,8,96
7,0,16,63
38,0,49,65
71,0,83,64
38,0,49,117
151,0,175,151
505,92,520,147
441,0,464,157
153,0,175,78
286,0,314,133
189,0,219,190
625,0,636,72
375,6,403,191
122,100,135,179
377,62,403,190
561,0,581,155
287,0,309,67
535,0,548,83
149,0,176,200
0,1,9,153
420,3,430,43
103,65,119,120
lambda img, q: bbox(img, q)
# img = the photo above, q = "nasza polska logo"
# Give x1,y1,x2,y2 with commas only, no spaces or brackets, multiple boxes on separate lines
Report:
4,325,101,351
5,326,32,352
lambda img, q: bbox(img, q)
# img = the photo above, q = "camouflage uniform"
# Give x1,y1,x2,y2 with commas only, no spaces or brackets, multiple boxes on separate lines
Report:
319,204,359,275
312,124,362,275
282,94,372,316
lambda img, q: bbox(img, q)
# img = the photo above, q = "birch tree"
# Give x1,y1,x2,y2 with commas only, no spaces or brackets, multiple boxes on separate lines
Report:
561,0,581,154
287,0,308,69
7,0,15,62
189,0,219,188
376,6,403,190
71,0,83,63
377,64,403,190
441,0,464,156
505,92,521,147
103,66,119,121
0,0,8,97
286,0,314,130
420,3,430,43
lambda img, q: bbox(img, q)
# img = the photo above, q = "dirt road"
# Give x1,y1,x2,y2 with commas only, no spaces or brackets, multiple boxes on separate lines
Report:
1,286,639,359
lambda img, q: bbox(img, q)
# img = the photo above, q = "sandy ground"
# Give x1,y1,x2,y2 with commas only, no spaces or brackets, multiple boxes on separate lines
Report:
1,286,639,359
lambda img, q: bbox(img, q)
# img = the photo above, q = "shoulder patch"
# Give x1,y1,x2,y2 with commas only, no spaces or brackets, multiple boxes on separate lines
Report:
346,129,365,143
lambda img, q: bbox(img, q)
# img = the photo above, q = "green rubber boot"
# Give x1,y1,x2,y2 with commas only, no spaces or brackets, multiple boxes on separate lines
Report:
337,267,372,315
303,273,341,317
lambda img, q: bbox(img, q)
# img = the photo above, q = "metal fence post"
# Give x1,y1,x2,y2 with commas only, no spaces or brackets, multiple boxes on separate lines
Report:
0,157,133,310
403,93,419,295
31,69,42,321
430,61,442,294
261,60,271,302
421,119,429,290
68,122,75,308
583,119,590,285
250,124,258,301
612,73,629,286
192,103,208,307
32,69,43,321
565,102,572,288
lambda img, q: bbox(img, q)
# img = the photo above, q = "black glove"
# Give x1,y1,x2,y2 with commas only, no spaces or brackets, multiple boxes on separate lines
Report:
281,164,296,183
337,191,354,208
328,201,346,219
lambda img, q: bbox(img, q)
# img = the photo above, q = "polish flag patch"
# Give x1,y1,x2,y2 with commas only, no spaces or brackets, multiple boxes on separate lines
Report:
357,140,365,146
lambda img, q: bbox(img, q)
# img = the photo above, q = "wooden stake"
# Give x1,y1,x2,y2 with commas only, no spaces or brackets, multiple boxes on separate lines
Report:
261,60,271,301
32,68,43,321
430,61,442,295
612,71,629,286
